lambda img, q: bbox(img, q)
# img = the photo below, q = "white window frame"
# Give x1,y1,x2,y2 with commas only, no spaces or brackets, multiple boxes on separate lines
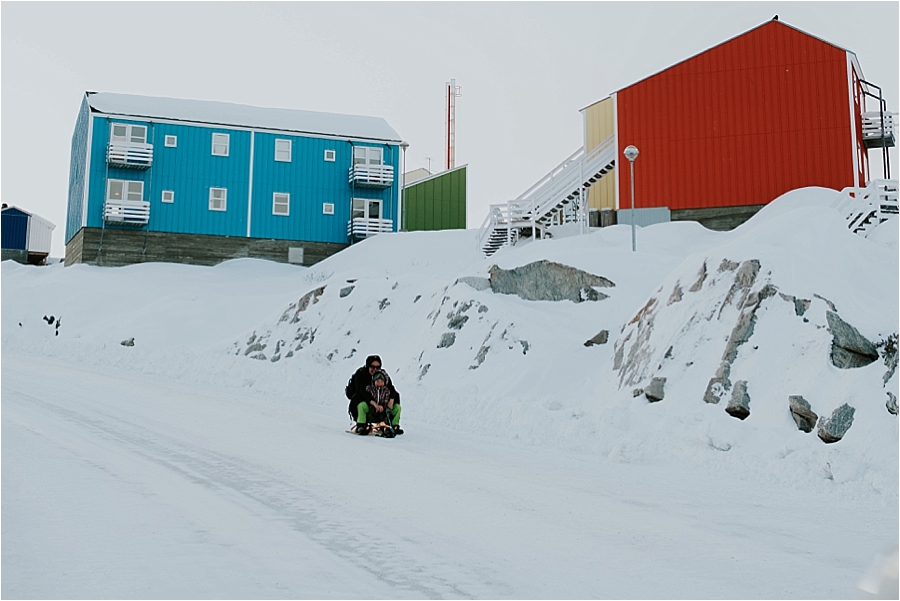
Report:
353,146,383,166
110,123,148,144
161,190,175,204
324,149,336,162
352,197,381,220
211,133,230,157
273,192,290,216
164,135,177,147
209,187,227,211
275,139,292,162
322,202,335,215
107,179,144,202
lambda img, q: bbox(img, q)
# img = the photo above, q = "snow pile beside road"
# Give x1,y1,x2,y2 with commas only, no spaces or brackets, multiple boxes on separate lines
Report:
2,187,897,496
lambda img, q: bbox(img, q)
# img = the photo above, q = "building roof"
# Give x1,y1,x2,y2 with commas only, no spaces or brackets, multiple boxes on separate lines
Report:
1,204,56,228
580,19,861,111
86,92,403,143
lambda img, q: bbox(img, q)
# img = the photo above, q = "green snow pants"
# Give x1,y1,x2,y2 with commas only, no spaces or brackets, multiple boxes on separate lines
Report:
357,402,401,426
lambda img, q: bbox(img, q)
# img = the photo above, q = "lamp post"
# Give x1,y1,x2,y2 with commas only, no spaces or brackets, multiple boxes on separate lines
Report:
400,141,409,231
623,145,639,252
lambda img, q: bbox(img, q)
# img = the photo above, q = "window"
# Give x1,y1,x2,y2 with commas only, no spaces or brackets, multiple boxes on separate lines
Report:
164,135,177,147
353,146,383,166
110,123,147,144
107,179,144,202
209,187,227,211
352,198,381,220
324,149,336,162
275,139,292,162
211,133,230,156
273,192,290,216
322,202,335,215
161,190,174,204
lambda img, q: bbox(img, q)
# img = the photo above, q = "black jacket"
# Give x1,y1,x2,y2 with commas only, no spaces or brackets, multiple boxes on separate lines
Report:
346,366,400,418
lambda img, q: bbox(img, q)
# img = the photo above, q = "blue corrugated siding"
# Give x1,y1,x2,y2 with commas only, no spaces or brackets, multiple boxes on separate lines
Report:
65,98,90,243
250,135,399,244
148,123,250,237
2,208,29,250
84,114,399,244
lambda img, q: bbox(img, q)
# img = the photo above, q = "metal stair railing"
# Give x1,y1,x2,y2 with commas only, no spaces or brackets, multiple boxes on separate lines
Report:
478,135,617,255
831,179,898,235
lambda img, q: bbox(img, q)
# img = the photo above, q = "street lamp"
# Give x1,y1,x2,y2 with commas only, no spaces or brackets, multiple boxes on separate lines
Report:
623,145,639,252
400,141,409,231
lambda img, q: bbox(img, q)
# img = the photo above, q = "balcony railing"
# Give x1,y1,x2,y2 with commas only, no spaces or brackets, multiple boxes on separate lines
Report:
349,164,395,188
347,217,393,238
104,199,150,226
107,142,154,169
862,111,897,148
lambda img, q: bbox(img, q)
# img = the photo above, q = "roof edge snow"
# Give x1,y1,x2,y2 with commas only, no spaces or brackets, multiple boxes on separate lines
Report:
85,92,402,143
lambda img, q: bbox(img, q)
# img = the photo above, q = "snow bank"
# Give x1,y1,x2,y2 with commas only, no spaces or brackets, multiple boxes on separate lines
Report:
3,188,897,498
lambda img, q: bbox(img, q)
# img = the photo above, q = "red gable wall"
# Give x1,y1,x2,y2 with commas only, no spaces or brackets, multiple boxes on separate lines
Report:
616,21,856,211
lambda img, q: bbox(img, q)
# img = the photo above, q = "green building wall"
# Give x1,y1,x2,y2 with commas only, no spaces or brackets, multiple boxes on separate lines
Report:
402,165,467,231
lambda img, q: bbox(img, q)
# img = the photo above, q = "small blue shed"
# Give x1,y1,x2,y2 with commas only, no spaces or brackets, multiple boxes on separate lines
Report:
65,92,405,267
1,204,55,265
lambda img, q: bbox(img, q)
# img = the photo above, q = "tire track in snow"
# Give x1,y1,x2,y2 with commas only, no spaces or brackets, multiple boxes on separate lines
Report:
3,381,477,599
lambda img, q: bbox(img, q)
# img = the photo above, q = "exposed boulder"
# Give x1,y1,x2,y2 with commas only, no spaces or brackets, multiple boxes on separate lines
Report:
339,286,355,298
880,333,898,384
584,330,609,347
120,337,135,347
725,380,751,420
788,395,818,433
703,376,731,405
281,285,326,324
887,392,898,416
455,276,491,291
826,311,878,369
488,260,614,303
817,403,856,443
644,377,666,402
437,332,456,348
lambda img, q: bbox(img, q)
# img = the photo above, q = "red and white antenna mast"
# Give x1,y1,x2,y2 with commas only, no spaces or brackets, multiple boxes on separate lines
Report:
445,79,462,170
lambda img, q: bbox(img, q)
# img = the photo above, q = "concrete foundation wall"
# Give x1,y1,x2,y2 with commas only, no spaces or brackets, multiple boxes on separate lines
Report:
65,227,348,268
671,205,765,231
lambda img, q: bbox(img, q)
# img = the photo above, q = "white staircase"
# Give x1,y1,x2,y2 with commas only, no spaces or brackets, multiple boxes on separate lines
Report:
831,179,898,236
478,135,617,256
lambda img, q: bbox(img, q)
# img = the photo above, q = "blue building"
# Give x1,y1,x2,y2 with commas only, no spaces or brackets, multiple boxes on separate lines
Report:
1,204,55,265
65,92,403,266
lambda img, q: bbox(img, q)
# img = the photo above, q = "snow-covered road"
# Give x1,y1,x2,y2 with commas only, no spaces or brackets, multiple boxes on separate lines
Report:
3,353,891,599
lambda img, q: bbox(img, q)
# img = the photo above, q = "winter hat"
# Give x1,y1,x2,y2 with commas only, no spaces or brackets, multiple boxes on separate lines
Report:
366,354,382,368
373,371,386,382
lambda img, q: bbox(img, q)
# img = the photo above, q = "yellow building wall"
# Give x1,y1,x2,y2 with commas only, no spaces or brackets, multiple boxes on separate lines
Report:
582,97,617,211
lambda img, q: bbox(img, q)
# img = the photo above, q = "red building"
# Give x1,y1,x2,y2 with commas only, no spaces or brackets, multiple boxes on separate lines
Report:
582,19,895,229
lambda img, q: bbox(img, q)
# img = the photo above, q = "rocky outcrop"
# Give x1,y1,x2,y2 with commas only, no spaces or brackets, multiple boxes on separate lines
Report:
437,332,456,348
703,376,730,404
455,276,491,291
725,380,751,420
281,286,326,324
584,330,609,347
880,333,898,384
817,404,856,443
887,392,898,416
339,286,354,298
644,377,666,402
120,337,135,347
789,396,818,433
826,311,878,369
488,260,614,303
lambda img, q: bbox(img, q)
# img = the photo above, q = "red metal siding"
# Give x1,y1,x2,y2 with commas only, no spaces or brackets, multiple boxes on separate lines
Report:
617,22,855,211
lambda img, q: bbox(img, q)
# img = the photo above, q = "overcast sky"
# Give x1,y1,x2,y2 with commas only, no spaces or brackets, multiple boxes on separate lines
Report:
3,1,898,257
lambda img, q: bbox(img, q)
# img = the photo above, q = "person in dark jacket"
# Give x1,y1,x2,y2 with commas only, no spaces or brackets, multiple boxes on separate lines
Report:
346,354,402,435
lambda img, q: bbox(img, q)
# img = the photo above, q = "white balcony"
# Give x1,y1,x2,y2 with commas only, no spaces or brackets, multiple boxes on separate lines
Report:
862,111,897,148
347,217,393,238
349,164,395,188
107,142,154,169
104,199,150,226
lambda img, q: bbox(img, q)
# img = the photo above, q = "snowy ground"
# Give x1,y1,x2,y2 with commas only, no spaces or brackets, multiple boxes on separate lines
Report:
2,188,898,599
